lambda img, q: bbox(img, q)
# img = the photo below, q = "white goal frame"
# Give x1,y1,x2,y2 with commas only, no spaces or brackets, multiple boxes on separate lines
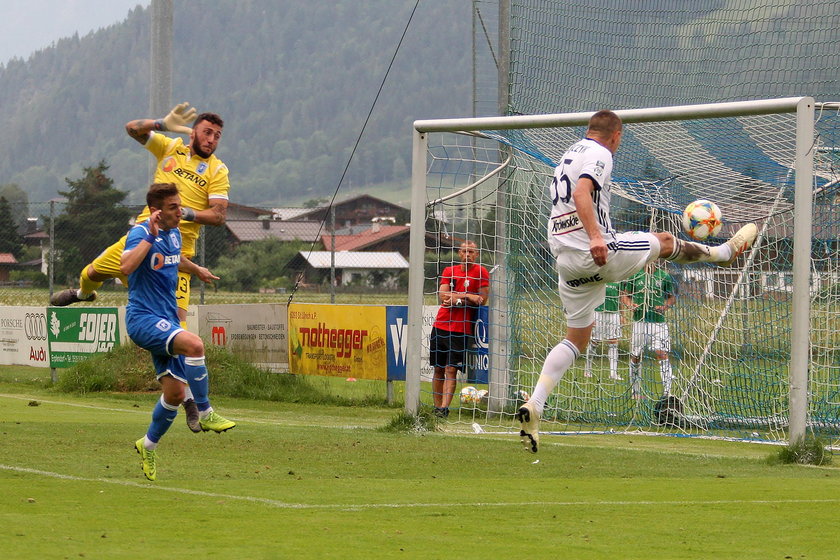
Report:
405,96,815,445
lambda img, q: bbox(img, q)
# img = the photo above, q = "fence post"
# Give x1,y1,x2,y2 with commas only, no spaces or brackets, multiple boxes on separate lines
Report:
199,225,206,304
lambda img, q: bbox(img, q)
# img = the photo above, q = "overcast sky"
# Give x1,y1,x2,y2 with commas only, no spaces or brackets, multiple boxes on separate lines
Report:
0,0,150,65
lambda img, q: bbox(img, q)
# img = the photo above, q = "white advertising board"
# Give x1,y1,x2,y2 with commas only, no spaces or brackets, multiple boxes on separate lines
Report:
0,306,50,367
197,303,288,372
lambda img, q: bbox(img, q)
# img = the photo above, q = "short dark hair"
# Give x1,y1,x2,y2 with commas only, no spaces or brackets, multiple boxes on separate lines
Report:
193,112,224,129
587,110,622,136
146,182,179,209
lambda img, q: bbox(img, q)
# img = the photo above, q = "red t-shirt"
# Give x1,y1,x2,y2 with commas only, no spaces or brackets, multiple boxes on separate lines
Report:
433,263,490,334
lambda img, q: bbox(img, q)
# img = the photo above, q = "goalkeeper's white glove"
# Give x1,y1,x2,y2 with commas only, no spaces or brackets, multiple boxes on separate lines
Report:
160,102,197,134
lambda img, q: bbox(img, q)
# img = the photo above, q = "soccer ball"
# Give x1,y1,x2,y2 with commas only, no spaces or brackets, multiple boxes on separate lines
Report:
460,386,479,405
476,389,489,405
682,199,723,241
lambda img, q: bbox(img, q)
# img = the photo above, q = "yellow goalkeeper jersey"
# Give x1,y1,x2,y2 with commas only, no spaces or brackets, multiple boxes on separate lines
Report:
134,131,230,258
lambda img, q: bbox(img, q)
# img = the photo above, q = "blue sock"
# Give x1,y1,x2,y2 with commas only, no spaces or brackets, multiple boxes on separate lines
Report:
184,355,211,412
146,395,179,443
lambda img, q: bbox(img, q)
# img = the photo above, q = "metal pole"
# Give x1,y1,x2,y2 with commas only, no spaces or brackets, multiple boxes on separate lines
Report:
405,128,428,415
150,0,173,183
48,200,55,298
498,0,510,116
488,0,511,415
49,199,57,384
330,207,336,303
788,97,815,445
199,225,205,304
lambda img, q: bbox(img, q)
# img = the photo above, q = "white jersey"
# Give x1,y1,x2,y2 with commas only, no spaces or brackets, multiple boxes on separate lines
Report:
547,137,616,253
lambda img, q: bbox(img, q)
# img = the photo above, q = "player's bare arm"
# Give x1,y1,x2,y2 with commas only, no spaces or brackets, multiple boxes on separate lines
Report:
472,285,490,306
439,281,454,306
573,177,607,265
178,256,220,284
656,293,676,313
187,199,228,227
125,119,156,145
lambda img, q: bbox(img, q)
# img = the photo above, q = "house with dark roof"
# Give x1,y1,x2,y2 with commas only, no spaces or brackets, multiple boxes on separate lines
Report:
0,253,17,282
224,220,324,245
321,224,411,258
225,202,273,220
290,194,409,229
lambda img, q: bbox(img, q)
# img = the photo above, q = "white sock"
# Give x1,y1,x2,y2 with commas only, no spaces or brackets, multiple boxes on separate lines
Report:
608,343,619,377
143,435,158,450
530,339,580,415
659,359,673,395
668,239,732,264
584,344,594,374
630,359,642,393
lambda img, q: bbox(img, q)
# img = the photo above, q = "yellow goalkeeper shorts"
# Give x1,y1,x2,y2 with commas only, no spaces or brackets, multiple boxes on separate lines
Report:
90,234,192,313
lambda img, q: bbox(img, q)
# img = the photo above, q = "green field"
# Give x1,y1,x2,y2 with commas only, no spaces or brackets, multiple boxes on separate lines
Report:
1,365,838,559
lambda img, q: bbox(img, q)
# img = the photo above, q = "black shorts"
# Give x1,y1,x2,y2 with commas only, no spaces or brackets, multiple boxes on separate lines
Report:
429,327,471,369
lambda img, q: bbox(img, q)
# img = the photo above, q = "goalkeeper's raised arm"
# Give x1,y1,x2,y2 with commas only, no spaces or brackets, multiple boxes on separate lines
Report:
125,101,197,142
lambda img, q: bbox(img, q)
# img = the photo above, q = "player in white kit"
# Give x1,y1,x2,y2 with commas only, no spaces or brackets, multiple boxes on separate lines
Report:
516,110,758,453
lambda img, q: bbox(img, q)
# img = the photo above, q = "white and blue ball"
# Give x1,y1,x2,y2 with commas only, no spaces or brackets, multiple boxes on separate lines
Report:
682,199,723,241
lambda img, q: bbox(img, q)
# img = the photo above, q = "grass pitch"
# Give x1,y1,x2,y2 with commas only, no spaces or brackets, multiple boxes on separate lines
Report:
1,367,839,559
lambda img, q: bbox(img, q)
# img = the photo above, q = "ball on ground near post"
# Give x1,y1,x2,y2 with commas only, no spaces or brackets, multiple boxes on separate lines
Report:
460,385,479,404
682,199,723,241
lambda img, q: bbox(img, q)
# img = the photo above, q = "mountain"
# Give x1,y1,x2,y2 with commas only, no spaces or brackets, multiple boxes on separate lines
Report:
0,0,474,207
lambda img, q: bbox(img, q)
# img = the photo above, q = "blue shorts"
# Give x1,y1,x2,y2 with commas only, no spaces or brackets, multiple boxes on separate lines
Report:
126,311,186,380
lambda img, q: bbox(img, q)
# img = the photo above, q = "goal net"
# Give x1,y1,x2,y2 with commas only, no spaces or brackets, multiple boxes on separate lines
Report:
406,97,840,446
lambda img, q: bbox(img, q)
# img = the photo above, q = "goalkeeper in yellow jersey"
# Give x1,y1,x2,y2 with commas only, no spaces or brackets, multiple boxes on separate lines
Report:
50,102,235,434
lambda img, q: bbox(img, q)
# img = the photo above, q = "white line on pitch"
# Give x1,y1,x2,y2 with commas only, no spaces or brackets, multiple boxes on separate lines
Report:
0,393,373,429
0,393,148,414
2,464,839,511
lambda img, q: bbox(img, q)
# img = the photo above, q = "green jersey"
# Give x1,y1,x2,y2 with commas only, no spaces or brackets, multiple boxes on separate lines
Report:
595,282,621,313
623,268,674,323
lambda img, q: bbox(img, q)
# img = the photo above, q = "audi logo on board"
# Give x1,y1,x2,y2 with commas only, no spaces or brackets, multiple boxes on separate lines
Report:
24,313,47,341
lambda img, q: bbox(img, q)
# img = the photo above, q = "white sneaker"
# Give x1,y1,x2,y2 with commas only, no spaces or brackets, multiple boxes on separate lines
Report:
516,401,540,453
721,223,758,266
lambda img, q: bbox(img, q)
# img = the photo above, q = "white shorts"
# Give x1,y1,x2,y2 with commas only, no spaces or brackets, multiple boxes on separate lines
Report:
592,311,621,341
630,321,671,355
555,231,659,328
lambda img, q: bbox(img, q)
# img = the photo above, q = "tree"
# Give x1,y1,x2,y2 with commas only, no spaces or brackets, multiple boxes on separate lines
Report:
0,183,28,231
51,161,132,285
212,239,308,292
303,197,329,209
0,196,23,258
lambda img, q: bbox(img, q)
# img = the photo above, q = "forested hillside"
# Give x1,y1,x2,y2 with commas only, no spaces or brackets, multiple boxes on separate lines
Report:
0,0,473,206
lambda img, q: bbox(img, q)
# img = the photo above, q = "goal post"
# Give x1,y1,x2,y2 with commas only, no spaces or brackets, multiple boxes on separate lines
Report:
407,97,838,446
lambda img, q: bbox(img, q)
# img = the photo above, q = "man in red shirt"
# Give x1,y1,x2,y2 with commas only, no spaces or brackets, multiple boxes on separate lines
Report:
429,241,490,417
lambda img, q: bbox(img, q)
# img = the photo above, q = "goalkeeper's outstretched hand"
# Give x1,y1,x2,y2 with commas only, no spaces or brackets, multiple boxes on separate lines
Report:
162,102,197,134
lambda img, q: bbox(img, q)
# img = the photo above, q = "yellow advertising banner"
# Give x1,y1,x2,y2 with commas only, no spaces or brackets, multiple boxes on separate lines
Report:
288,303,387,380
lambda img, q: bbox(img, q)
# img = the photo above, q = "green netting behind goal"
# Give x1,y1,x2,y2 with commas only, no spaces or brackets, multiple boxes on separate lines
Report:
505,0,840,115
